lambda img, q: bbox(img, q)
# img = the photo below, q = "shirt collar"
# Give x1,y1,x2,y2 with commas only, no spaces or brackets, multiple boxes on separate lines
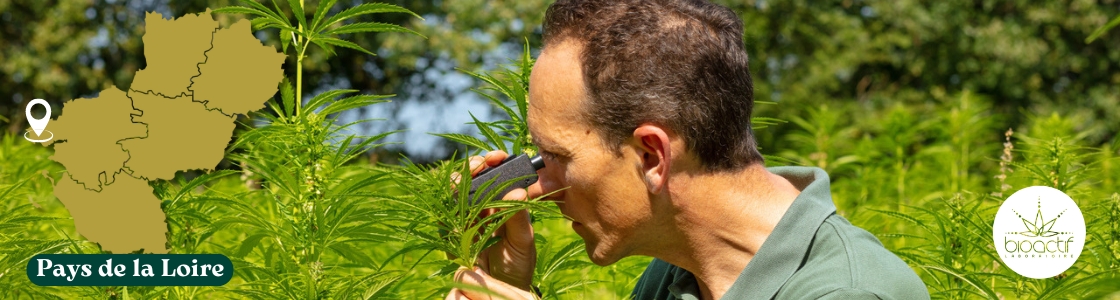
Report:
720,166,837,299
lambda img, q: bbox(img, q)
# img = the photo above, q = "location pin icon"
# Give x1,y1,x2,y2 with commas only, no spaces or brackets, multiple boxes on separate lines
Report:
26,99,51,137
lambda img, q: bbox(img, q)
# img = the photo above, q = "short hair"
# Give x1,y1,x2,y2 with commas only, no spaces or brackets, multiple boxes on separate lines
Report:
542,0,763,172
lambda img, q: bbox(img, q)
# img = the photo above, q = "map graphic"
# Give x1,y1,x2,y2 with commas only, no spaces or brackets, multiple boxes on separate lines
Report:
34,9,285,254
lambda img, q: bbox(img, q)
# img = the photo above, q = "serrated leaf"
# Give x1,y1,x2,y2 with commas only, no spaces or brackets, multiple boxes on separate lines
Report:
310,38,337,57
319,94,392,116
431,261,460,278
311,0,338,31
470,112,507,153
303,89,356,115
280,28,292,53
236,233,268,257
316,37,375,56
318,3,421,32
323,22,423,37
238,0,286,21
279,78,295,118
286,0,308,33
328,242,377,267
212,6,273,18
432,133,492,151
249,17,296,31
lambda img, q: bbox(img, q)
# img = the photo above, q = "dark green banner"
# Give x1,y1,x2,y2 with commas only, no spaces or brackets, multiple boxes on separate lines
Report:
27,254,233,286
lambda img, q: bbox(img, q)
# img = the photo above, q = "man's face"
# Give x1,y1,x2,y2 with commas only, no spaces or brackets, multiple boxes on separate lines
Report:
527,40,653,265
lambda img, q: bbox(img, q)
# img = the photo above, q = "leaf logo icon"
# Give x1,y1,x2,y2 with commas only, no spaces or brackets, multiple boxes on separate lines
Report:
1013,197,1066,238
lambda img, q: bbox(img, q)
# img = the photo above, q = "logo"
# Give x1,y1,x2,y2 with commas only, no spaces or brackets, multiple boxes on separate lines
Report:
993,186,1085,279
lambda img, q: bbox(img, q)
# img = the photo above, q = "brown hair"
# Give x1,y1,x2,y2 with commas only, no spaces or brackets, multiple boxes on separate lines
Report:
542,0,763,172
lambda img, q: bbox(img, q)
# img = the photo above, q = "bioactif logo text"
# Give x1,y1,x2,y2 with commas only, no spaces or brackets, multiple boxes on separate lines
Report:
993,186,1085,279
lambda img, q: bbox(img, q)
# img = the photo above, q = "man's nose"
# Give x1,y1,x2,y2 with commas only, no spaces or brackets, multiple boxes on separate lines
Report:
534,170,565,201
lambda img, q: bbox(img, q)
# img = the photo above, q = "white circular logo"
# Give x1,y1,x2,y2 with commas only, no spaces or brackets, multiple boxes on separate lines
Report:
993,186,1085,279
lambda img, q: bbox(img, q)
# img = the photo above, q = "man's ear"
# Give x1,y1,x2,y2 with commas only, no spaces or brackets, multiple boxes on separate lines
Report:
632,124,672,194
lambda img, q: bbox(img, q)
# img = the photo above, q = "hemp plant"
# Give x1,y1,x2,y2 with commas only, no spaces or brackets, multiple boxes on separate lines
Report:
211,0,422,298
382,157,554,273
435,41,537,157
873,128,1120,299
384,42,605,297
381,41,557,275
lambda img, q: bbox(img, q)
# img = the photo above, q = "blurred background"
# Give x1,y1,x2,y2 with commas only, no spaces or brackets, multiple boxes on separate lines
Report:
3,1,1120,298
3,0,1117,164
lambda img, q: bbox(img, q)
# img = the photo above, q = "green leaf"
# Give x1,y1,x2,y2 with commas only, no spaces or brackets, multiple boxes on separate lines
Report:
470,112,507,153
327,242,378,267
473,88,519,124
317,3,421,32
432,133,493,151
315,37,375,56
1086,15,1120,43
0,177,31,200
431,261,461,278
286,0,308,34
249,16,296,31
303,89,356,114
319,94,392,116
280,28,292,53
310,0,338,31
323,22,423,37
279,77,295,118
212,6,274,18
235,233,269,257
240,0,287,22
921,265,999,299
359,272,401,299
310,37,338,57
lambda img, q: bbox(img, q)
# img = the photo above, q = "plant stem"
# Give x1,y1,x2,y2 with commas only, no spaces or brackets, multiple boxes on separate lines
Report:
295,0,305,117
297,45,306,117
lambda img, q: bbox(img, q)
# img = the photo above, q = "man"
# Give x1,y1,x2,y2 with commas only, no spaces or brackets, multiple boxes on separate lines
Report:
447,0,929,299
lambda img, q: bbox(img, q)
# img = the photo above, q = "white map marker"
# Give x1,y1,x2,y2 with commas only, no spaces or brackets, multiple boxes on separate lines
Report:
24,99,53,143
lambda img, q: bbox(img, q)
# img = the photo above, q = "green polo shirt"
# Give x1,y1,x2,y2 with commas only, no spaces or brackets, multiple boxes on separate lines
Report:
631,166,929,300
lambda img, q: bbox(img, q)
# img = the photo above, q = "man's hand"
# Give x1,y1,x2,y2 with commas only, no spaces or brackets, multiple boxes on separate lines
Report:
446,267,539,300
450,150,543,299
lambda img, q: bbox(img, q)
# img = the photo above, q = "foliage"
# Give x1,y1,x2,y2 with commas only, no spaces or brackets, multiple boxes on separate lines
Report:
802,91,1120,298
5,1,1119,160
201,1,421,298
438,40,535,156
214,0,422,115
1,1,1120,299
380,157,550,273
429,41,640,297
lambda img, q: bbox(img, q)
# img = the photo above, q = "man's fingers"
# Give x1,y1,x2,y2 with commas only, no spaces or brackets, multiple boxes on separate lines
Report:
451,172,462,187
502,188,528,201
468,150,509,179
468,156,486,176
483,151,509,168
446,288,467,300
502,209,534,242
454,268,533,300
458,150,509,187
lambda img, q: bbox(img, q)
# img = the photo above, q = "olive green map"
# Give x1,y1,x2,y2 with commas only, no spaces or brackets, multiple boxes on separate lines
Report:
37,9,286,254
